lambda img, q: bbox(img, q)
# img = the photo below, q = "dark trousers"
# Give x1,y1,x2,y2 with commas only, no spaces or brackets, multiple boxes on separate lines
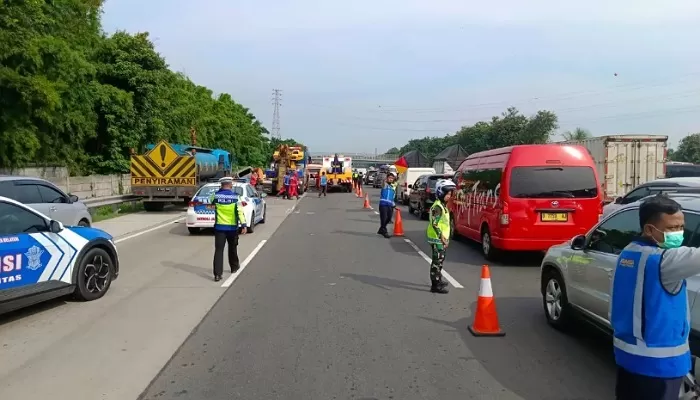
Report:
318,185,327,197
615,367,683,400
378,205,393,234
213,230,240,277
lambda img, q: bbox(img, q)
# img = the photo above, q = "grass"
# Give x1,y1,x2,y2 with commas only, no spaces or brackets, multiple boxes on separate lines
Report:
91,201,145,223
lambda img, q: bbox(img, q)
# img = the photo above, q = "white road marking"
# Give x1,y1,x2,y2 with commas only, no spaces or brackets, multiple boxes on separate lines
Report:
221,239,267,288
402,238,464,289
114,217,185,244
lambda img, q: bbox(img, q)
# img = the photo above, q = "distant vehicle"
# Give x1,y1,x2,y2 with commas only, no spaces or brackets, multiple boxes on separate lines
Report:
0,176,92,227
397,167,435,205
365,170,377,185
407,173,453,219
186,179,266,234
0,196,119,314
667,163,700,179
374,165,397,188
450,144,603,260
321,154,353,192
603,177,700,217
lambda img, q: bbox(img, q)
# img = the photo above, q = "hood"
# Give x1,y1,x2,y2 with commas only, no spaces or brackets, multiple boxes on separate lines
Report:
68,226,113,241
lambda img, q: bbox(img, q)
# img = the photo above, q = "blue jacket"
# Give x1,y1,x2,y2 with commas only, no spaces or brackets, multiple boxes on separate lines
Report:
320,175,327,186
379,182,397,207
283,175,290,185
610,239,691,378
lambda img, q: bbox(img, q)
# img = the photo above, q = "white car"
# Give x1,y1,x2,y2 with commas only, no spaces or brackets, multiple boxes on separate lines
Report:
186,180,266,234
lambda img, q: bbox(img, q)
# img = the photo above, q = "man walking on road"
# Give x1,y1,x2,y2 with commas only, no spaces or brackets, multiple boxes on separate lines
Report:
210,177,247,282
426,179,455,294
318,171,327,197
377,172,397,238
611,194,700,399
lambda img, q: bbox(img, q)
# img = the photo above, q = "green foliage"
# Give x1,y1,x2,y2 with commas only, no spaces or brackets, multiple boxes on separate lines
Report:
398,107,559,161
669,133,700,163
562,127,592,141
0,1,272,175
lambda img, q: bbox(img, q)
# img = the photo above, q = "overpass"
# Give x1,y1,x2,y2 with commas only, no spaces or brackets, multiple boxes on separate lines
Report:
309,153,397,169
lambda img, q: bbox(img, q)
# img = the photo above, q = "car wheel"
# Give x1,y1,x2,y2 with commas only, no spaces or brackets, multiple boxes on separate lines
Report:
73,247,114,301
188,227,200,235
260,205,266,224
247,212,255,233
419,203,429,220
408,203,415,214
78,219,90,227
542,268,572,329
481,226,498,260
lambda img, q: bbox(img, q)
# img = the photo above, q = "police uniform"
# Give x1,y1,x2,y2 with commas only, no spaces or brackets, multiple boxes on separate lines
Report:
210,179,247,281
610,237,700,399
426,198,450,291
377,179,397,237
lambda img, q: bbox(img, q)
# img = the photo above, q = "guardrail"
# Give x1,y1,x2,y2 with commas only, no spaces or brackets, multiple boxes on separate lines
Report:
83,195,140,210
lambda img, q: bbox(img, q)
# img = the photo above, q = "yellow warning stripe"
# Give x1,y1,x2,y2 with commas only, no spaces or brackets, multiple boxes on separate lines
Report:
130,156,196,179
163,157,196,178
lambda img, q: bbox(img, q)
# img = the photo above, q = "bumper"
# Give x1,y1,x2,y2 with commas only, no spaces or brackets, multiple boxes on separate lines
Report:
186,211,215,228
493,236,569,252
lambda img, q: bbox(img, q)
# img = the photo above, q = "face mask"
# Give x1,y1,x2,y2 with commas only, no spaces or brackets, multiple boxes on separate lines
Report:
652,226,684,249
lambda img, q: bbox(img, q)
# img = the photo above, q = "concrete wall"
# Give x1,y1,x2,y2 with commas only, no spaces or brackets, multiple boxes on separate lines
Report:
0,166,131,200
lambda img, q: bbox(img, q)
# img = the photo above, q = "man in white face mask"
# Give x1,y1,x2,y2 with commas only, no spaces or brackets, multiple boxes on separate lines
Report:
610,194,700,399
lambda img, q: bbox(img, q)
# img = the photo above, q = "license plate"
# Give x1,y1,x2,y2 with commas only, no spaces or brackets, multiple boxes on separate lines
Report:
541,212,568,222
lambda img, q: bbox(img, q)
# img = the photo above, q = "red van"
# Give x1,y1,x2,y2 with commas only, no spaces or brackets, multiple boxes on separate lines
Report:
449,144,603,260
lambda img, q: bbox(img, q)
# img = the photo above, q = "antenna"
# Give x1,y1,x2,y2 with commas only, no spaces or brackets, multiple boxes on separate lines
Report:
271,89,282,140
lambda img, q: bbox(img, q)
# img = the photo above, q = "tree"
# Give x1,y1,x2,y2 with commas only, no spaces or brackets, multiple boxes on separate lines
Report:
671,133,700,163
385,147,400,155
0,1,272,174
562,127,592,141
397,107,558,161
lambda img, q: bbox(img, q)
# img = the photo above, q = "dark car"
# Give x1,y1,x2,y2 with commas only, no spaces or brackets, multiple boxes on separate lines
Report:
603,177,700,217
365,170,377,185
408,173,452,220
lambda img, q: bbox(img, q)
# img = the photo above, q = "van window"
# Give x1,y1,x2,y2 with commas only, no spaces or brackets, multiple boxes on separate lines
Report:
509,166,598,199
459,168,502,192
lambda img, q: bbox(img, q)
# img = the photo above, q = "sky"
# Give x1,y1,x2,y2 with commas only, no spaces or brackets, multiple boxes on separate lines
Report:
101,0,700,154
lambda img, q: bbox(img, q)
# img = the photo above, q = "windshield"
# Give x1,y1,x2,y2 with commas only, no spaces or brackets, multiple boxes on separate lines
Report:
509,166,598,199
196,185,243,198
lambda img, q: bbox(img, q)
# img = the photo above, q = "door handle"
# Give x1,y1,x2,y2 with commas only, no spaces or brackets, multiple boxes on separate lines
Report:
50,206,57,212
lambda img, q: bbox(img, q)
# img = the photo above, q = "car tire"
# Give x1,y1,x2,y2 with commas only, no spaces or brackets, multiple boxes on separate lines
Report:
78,219,90,227
419,203,429,220
481,226,498,261
73,247,114,302
260,205,266,224
541,268,572,330
408,204,415,214
188,227,200,235
247,212,255,233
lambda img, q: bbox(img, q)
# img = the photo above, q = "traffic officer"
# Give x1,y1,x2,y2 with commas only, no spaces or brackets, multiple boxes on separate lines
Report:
377,172,397,238
352,170,358,189
610,194,700,399
210,177,247,282
426,179,455,294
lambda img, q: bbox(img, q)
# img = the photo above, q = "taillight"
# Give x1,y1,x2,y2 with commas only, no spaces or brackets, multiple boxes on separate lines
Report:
240,201,248,207
500,201,510,225
188,201,200,207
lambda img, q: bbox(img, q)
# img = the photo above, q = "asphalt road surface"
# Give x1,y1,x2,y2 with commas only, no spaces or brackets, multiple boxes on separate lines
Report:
139,189,617,400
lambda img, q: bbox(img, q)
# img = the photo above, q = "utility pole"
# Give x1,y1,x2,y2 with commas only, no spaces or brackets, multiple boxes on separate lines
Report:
271,89,282,140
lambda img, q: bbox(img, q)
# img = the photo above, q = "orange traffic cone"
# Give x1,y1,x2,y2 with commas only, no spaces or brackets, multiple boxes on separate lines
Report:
468,265,505,337
363,194,371,209
358,187,363,197
392,208,404,237
355,185,360,197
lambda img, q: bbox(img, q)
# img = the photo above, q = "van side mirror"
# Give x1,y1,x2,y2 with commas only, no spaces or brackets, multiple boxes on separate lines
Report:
614,197,623,204
571,234,586,250
49,220,63,233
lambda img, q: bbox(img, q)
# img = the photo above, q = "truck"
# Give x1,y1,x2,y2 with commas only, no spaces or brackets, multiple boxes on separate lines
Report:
263,144,308,195
321,154,353,192
560,135,668,202
130,139,233,211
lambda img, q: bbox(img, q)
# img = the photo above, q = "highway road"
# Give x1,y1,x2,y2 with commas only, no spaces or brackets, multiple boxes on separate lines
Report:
129,189,618,400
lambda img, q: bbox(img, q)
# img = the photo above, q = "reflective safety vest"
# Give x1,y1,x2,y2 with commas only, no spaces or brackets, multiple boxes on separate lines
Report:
610,240,691,378
426,200,450,243
379,182,397,207
210,189,246,231
320,175,327,186
352,173,358,179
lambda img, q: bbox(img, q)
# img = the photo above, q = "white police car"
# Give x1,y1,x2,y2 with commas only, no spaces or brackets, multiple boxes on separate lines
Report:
0,196,119,315
185,179,266,235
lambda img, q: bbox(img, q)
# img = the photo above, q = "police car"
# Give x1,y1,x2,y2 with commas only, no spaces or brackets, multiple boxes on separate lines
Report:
185,178,266,234
0,196,119,314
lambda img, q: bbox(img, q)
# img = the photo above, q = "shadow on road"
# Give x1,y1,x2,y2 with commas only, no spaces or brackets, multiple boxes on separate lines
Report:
419,296,615,400
448,236,545,267
341,273,428,293
0,297,68,326
332,229,377,238
161,261,212,280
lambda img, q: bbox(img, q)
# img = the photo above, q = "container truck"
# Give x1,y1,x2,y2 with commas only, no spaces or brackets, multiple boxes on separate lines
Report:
560,135,668,202
130,140,233,211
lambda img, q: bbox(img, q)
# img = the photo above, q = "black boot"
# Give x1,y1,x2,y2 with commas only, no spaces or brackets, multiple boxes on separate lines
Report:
438,277,449,288
430,281,449,293
214,275,222,282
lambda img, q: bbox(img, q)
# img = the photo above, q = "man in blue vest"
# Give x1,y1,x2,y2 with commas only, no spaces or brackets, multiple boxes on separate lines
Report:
610,194,700,399
210,177,247,282
377,172,397,238
318,171,328,197
282,170,291,199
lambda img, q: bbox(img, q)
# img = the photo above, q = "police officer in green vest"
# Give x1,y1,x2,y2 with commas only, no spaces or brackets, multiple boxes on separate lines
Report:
352,170,358,188
210,177,247,282
426,179,456,294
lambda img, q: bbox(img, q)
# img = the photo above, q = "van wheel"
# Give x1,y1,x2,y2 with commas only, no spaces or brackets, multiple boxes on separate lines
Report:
542,268,572,330
73,247,114,301
481,226,498,260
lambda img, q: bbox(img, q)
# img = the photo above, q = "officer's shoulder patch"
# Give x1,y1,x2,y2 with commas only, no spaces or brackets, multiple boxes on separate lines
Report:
619,258,636,268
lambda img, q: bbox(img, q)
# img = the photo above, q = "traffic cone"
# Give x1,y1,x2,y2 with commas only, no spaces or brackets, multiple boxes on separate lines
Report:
355,185,360,197
468,265,506,337
392,208,404,237
358,187,363,197
363,194,371,209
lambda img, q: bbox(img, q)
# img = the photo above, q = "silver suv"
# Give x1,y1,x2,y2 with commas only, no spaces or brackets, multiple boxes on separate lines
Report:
0,176,92,227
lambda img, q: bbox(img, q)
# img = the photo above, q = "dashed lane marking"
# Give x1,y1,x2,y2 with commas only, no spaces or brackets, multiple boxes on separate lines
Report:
402,238,464,289
221,239,267,288
114,217,185,244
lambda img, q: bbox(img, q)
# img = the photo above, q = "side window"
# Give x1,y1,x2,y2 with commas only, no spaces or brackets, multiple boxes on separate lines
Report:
587,209,640,254
0,201,49,235
12,184,43,204
622,187,650,204
36,184,68,203
682,213,700,247
413,178,421,189
246,185,256,197
420,177,428,189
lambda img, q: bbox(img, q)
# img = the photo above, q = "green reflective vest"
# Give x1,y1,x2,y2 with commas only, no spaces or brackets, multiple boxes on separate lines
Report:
426,200,450,243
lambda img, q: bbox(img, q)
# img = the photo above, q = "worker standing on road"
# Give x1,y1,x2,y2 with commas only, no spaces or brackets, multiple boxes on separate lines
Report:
426,179,455,294
352,170,358,190
210,177,247,282
318,171,328,197
357,171,364,192
289,170,299,199
282,170,291,199
611,194,700,400
250,171,258,193
377,172,398,238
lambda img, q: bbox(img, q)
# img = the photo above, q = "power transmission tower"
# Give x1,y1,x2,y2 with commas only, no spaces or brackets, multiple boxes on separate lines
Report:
271,89,282,140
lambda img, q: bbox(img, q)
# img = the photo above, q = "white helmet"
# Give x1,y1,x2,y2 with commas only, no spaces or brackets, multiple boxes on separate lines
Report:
435,179,456,198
